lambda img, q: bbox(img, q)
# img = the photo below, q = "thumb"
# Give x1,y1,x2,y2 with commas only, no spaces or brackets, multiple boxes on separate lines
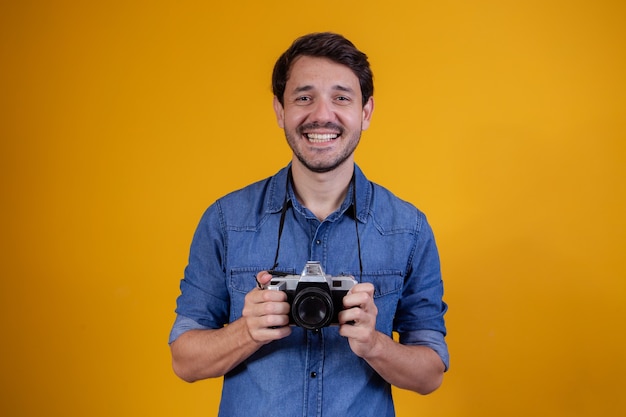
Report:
255,271,273,288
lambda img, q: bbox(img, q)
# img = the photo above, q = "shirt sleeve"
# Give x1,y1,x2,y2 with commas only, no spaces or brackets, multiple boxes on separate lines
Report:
393,212,449,370
400,329,450,371
170,202,230,341
168,314,211,344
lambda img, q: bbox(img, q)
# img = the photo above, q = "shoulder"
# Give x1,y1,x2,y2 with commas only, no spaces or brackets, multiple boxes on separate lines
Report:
207,167,287,228
366,180,428,235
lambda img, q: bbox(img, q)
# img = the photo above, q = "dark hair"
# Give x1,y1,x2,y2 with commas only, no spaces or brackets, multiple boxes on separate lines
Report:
272,32,374,106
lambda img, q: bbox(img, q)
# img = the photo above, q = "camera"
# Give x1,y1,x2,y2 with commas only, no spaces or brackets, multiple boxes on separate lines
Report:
265,261,357,330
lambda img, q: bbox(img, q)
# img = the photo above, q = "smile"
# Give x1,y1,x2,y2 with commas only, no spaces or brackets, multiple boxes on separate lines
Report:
306,133,339,143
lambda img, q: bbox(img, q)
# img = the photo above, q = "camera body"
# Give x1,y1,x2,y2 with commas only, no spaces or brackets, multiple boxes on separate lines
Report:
266,261,357,330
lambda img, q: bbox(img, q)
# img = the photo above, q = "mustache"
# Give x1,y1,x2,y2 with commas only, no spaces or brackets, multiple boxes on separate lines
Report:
297,122,344,134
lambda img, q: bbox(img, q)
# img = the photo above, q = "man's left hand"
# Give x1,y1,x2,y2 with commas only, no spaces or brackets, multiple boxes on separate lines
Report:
338,283,382,358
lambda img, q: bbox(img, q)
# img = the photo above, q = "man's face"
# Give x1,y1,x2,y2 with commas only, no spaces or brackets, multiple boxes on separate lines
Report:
273,56,374,173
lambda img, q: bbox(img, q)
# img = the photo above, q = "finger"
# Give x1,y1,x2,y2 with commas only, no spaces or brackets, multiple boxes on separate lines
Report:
259,287,288,303
338,308,357,325
261,310,291,328
247,314,292,343
343,291,372,309
340,304,373,324
243,293,288,325
259,296,290,315
254,324,292,342
349,282,375,296
255,271,273,288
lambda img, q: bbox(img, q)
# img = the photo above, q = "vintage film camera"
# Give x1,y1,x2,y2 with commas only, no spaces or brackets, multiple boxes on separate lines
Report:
266,261,357,330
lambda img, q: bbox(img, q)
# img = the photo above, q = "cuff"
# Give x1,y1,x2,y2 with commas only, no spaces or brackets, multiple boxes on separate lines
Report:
168,315,211,344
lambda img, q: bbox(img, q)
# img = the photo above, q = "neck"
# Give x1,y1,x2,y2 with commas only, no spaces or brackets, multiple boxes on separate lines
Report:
290,160,354,221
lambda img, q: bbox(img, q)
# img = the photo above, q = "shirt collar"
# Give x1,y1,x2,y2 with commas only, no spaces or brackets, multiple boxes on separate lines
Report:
266,163,371,224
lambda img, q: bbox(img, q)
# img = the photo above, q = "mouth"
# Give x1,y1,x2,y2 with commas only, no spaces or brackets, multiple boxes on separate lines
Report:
305,132,340,143
299,123,343,144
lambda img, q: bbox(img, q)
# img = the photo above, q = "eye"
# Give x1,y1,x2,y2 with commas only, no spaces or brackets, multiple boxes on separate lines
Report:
335,96,352,105
294,96,312,105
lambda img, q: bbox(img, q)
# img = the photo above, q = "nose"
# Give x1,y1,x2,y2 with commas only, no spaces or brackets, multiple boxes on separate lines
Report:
309,99,334,123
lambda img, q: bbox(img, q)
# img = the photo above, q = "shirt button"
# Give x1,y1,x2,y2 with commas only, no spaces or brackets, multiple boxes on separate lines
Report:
310,372,317,378
316,239,321,245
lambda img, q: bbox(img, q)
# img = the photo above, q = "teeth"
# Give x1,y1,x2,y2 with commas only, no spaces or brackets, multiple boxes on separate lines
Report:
306,133,338,142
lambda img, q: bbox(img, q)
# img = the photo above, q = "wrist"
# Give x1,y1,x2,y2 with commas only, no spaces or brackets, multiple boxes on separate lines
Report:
362,331,388,361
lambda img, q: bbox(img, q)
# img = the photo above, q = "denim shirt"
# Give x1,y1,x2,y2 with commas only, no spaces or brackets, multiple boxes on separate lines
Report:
170,164,448,417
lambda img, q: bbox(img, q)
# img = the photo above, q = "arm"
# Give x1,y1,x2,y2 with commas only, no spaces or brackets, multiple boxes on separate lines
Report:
170,272,291,382
338,283,445,394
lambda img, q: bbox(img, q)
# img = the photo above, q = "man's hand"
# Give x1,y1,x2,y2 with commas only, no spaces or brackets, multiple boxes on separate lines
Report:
338,282,382,358
242,271,292,344
336,283,445,394
171,271,292,382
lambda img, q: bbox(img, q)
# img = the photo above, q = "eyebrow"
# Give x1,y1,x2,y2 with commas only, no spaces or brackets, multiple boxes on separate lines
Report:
290,84,356,95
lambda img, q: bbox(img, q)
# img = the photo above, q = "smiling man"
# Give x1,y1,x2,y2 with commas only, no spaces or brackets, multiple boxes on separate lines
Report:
169,32,449,417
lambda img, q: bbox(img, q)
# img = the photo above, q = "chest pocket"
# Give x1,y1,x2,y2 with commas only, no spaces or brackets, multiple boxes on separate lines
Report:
360,271,404,336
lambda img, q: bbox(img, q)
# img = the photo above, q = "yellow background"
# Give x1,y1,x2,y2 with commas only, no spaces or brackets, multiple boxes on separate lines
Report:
1,1,624,416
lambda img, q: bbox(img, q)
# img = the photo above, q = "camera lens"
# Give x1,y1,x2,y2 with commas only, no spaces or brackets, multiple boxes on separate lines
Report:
292,287,333,330
298,297,327,325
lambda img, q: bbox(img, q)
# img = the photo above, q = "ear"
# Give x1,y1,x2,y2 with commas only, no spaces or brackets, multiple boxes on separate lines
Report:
273,96,285,129
361,96,374,131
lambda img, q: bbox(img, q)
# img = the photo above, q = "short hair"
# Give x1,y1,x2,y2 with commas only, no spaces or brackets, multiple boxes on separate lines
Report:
272,32,374,107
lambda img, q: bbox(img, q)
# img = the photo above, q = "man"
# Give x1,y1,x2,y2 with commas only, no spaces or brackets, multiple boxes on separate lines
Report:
170,32,448,416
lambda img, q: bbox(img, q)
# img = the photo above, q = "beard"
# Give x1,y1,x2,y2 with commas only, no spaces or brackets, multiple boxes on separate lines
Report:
285,122,361,173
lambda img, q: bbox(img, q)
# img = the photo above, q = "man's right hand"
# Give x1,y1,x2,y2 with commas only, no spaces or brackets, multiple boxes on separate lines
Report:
241,271,292,344
171,271,292,382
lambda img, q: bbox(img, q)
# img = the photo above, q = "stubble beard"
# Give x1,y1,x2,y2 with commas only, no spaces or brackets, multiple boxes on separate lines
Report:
285,125,362,174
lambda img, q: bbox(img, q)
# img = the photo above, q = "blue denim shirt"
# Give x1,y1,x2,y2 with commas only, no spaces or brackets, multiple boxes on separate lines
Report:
170,164,448,417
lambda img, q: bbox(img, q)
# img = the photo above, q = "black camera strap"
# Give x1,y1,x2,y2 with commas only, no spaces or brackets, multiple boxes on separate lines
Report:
352,176,363,281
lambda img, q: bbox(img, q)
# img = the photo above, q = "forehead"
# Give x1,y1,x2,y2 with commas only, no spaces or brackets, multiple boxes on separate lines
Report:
286,56,361,92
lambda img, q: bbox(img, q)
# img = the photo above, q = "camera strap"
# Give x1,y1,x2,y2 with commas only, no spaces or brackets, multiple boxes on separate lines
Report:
269,167,363,281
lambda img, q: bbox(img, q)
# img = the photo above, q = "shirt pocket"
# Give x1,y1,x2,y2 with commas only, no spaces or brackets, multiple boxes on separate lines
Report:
360,271,404,336
228,267,259,323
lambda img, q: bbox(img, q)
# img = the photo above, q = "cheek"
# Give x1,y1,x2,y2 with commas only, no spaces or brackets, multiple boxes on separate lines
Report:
337,108,364,123
283,112,307,130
